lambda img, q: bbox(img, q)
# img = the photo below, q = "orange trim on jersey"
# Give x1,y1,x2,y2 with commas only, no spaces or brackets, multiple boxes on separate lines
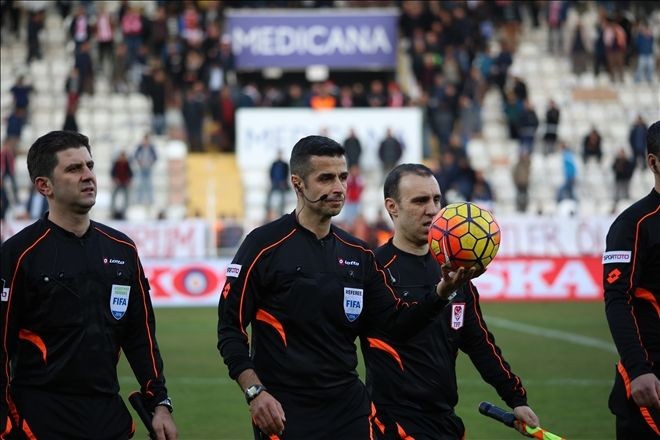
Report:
2,228,51,428
467,282,525,395
639,407,660,436
383,254,397,269
617,361,632,398
367,337,403,370
18,329,46,364
95,227,160,379
396,422,415,439
617,361,660,435
255,309,287,347
239,229,297,338
370,403,385,434
268,435,280,440
1,416,11,438
634,287,660,317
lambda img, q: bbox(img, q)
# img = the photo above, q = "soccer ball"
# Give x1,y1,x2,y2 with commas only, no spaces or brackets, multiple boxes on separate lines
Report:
428,202,501,271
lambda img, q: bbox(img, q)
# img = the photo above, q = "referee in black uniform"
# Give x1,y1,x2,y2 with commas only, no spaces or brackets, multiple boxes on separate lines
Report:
0,131,177,439
360,163,539,439
217,136,477,439
605,120,660,440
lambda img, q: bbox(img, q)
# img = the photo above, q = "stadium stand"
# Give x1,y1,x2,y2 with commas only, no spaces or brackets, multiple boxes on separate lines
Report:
0,0,658,238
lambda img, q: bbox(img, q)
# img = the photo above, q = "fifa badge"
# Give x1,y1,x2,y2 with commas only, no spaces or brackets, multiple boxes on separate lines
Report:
343,287,363,322
110,284,131,320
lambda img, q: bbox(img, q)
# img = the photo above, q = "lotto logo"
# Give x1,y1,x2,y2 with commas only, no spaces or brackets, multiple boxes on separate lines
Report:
607,269,622,284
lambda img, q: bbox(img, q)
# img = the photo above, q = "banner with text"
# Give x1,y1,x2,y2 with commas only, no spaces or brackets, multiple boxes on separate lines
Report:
1,219,209,258
225,9,398,69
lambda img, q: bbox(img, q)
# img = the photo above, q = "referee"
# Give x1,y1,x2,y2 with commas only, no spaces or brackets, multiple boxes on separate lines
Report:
604,120,660,439
360,164,538,439
217,136,477,439
1,131,177,439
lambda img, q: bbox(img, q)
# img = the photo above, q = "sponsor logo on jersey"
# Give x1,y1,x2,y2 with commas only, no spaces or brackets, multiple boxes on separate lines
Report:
226,264,242,277
338,258,360,267
344,287,363,322
451,303,465,330
602,251,631,264
1,278,8,302
110,284,130,320
104,257,126,265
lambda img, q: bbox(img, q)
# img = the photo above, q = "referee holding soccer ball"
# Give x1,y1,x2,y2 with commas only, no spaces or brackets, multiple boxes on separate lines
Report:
360,164,539,439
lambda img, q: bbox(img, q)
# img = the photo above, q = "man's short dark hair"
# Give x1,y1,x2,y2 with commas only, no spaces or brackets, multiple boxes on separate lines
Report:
27,131,91,182
647,120,660,156
383,163,434,202
289,135,345,180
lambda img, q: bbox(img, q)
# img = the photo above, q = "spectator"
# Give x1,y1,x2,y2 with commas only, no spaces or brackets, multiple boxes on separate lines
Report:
342,164,364,227
94,4,116,77
378,128,403,176
582,127,603,163
471,170,495,211
611,148,636,210
568,17,591,76
633,20,654,83
512,151,532,212
26,9,44,63
629,115,648,169
110,151,133,219
366,79,387,108
265,150,289,219
133,134,158,205
111,42,131,93
182,81,207,152
557,141,578,202
69,4,91,53
10,75,33,113
342,128,362,170
23,185,48,220
146,68,168,135
542,99,560,155
75,40,95,95
309,81,336,110
547,0,568,55
5,108,26,149
603,15,626,83
0,141,18,206
453,154,476,201
517,99,539,155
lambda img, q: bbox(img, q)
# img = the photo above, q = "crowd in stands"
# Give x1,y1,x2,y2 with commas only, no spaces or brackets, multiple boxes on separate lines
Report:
0,0,657,237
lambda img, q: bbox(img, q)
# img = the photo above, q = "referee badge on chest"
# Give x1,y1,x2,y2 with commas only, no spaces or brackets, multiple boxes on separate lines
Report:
110,284,131,320
451,303,465,330
343,287,363,322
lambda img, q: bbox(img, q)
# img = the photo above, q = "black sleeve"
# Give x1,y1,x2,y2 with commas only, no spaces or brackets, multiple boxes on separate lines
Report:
217,232,260,380
603,214,652,380
121,251,168,410
459,283,528,409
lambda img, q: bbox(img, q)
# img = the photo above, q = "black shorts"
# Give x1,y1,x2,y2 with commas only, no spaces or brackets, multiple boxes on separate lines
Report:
370,403,465,440
253,380,372,440
609,364,660,440
7,387,134,440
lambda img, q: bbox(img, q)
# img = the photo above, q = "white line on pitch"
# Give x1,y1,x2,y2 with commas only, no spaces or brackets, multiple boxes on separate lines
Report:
484,316,618,354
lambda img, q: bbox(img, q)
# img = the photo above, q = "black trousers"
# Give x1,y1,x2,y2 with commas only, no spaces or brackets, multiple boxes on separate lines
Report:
371,403,465,440
253,380,372,440
609,364,660,440
7,387,134,440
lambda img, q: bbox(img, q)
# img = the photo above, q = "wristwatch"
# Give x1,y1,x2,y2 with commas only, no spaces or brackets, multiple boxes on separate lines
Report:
244,384,267,404
155,397,174,413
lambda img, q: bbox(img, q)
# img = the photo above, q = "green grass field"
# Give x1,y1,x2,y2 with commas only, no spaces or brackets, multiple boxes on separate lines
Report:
119,302,617,439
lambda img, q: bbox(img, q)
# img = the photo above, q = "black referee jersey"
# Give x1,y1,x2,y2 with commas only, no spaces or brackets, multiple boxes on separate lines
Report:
361,239,528,438
1,215,169,438
604,189,660,438
217,212,448,403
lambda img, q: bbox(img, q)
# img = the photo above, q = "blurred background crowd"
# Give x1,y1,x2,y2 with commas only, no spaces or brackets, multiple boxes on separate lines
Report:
0,0,658,251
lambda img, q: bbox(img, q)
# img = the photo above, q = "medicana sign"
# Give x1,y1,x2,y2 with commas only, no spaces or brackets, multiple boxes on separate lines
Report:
225,8,398,69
